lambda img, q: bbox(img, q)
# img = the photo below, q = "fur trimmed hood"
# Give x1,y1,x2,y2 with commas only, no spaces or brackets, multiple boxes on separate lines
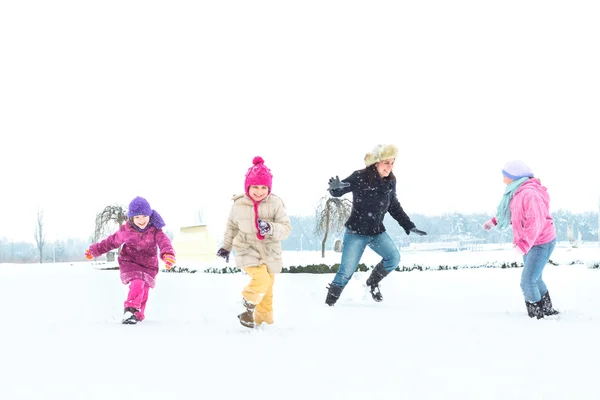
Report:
364,144,398,167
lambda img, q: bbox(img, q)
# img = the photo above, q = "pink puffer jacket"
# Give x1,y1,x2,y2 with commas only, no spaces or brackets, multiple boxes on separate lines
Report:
510,178,556,254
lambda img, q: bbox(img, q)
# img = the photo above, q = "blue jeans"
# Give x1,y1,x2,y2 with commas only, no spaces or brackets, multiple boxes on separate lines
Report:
520,239,556,303
332,230,400,288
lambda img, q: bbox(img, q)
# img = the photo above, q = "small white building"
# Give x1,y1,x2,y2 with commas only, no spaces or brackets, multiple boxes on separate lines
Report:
172,224,218,265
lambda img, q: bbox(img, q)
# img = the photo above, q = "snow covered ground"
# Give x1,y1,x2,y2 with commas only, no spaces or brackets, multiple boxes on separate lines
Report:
1,243,599,399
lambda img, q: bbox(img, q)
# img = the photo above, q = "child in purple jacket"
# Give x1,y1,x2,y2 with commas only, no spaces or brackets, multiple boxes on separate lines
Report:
482,160,558,319
85,196,176,324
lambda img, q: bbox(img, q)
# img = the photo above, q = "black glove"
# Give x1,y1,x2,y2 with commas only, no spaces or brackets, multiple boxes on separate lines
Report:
258,219,271,236
216,248,230,263
328,175,350,191
410,228,427,236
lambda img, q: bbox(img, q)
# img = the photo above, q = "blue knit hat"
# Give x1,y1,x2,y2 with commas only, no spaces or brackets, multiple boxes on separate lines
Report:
502,160,534,180
127,196,165,229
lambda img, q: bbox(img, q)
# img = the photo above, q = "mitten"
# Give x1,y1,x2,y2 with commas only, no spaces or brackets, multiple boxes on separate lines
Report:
482,217,497,231
216,248,230,263
328,176,350,191
258,219,271,236
162,254,176,270
410,227,427,236
85,249,93,260
513,244,526,256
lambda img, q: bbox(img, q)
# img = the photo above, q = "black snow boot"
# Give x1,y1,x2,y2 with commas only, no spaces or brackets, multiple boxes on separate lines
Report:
325,283,344,306
238,299,256,329
525,300,545,319
366,262,391,302
541,291,559,316
122,307,139,325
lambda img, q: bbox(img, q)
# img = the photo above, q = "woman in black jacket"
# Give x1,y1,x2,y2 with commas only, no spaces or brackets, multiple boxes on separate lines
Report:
325,144,427,306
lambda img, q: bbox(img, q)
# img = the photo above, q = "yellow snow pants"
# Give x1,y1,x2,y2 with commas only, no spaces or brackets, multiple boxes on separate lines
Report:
241,264,275,325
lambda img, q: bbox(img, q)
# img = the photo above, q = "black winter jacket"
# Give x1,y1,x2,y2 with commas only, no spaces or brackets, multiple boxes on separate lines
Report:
329,166,416,236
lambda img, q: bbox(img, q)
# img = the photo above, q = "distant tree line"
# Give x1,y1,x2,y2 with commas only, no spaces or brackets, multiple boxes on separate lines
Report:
0,210,597,263
284,210,599,252
0,237,92,264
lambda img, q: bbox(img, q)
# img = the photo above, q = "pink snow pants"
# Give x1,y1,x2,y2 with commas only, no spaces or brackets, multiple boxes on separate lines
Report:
124,279,150,321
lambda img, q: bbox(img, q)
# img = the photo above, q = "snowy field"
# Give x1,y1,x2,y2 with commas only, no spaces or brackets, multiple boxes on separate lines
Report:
1,243,600,400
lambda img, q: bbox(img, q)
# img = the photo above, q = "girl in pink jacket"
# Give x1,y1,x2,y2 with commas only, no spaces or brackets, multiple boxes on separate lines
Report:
483,160,558,319
85,196,176,324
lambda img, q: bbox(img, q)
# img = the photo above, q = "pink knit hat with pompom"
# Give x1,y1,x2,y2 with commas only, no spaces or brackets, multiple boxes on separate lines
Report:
244,156,273,196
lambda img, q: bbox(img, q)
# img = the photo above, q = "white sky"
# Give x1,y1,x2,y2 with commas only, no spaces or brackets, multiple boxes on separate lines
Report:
1,1,599,243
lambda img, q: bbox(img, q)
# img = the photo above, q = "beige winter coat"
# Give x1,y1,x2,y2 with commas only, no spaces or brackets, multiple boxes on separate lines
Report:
222,193,292,273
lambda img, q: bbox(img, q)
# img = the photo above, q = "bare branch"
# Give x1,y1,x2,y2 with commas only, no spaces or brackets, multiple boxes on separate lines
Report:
314,195,352,258
93,205,128,250
34,209,46,263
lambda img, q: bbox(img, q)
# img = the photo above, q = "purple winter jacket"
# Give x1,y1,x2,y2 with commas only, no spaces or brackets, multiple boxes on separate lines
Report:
89,221,175,288
510,178,556,254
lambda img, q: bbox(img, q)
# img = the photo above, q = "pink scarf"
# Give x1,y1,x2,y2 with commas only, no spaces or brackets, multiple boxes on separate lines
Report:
252,200,264,241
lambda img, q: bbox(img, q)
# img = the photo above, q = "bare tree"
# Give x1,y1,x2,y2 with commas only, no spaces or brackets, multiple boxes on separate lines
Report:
34,209,46,264
314,196,352,258
93,205,128,253
566,224,582,248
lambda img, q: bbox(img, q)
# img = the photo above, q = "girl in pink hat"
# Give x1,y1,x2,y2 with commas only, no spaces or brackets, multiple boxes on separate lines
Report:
482,160,558,319
216,157,292,328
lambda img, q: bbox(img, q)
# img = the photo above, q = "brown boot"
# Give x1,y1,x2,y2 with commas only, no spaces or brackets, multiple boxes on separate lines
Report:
238,299,256,328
